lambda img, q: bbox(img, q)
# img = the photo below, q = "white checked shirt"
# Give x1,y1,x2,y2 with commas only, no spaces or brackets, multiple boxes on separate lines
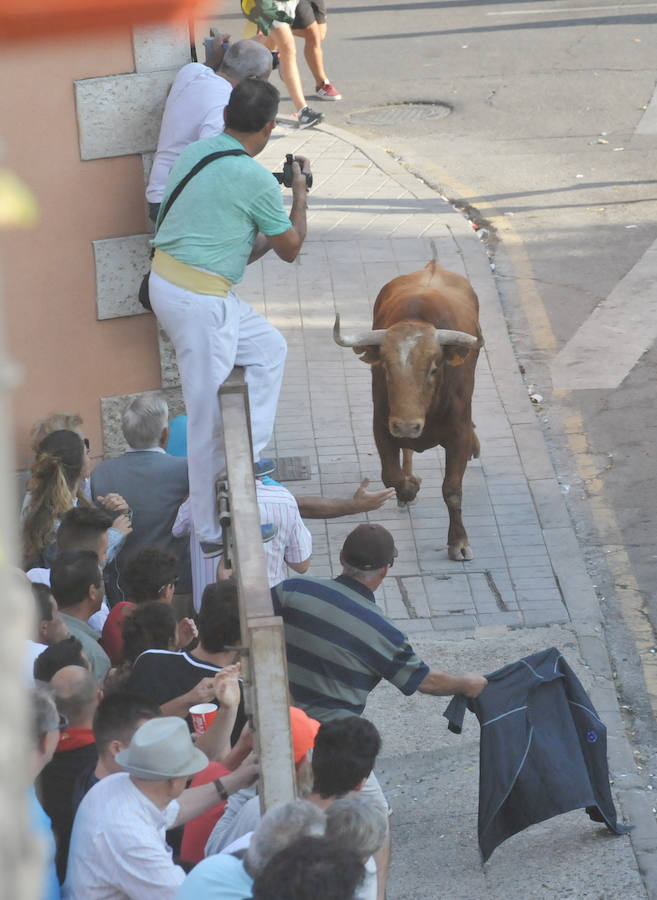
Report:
256,481,313,587
63,772,183,900
173,480,312,608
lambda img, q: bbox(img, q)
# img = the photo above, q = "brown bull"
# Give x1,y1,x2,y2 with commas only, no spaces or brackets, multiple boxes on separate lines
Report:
333,260,483,561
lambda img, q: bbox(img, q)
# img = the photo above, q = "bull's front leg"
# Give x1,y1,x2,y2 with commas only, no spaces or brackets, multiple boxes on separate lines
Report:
443,436,473,560
374,413,401,487
371,370,421,503
374,420,421,504
400,447,421,504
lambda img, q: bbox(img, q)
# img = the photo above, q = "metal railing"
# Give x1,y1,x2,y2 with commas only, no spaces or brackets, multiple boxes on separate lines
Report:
218,367,296,810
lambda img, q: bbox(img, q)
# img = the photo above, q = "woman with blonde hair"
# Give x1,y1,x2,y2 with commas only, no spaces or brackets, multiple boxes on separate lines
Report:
22,429,90,569
24,413,131,578
29,411,84,455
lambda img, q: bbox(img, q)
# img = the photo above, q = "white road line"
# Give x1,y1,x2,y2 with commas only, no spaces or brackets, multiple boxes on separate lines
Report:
550,237,657,389
488,3,657,15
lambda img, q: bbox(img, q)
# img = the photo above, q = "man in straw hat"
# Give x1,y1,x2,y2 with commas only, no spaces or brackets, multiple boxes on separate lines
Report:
63,716,257,899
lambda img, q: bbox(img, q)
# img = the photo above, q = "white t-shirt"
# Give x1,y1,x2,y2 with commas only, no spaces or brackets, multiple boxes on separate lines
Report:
25,640,47,682
63,772,183,899
146,64,233,203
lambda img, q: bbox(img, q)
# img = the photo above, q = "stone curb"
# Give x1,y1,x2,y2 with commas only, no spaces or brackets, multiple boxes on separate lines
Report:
311,120,657,893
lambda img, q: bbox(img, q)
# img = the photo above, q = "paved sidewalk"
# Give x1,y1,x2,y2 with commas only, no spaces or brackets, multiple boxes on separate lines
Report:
239,123,657,898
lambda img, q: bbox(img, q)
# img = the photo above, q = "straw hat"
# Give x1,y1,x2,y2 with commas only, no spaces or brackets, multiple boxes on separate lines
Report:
116,717,208,780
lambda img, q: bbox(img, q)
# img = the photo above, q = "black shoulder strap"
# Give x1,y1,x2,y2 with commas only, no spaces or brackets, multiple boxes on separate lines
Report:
155,148,248,230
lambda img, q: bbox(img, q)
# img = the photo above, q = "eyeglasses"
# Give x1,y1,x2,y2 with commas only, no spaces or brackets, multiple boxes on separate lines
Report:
83,438,90,452
58,714,69,732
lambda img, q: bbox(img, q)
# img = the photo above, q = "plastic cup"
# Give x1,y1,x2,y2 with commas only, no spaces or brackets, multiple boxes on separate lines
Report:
190,702,217,734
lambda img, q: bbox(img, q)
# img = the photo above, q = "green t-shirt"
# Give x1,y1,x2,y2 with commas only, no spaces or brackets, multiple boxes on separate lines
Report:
153,133,292,284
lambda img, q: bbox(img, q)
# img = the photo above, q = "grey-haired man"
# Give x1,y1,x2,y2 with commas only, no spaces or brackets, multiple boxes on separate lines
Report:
90,393,190,605
146,39,274,221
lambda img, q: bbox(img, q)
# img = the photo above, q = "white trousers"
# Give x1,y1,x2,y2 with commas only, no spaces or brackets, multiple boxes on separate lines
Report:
150,272,287,543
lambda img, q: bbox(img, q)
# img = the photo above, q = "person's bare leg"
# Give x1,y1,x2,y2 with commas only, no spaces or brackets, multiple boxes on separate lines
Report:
292,22,327,86
269,23,307,112
254,32,275,50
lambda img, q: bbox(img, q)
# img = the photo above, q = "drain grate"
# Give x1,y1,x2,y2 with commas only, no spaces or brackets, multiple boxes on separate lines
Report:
348,102,451,126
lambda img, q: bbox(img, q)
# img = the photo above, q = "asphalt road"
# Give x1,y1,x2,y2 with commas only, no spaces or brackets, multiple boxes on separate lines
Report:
282,0,657,760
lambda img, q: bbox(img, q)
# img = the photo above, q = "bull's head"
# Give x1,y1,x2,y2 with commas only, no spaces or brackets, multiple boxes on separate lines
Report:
333,314,480,439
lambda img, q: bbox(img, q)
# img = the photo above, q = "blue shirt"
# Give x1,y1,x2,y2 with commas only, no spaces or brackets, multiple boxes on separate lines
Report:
30,787,61,900
166,415,188,458
176,853,253,899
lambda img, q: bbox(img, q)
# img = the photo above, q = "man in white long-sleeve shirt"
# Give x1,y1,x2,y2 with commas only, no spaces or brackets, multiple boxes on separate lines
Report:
146,39,273,221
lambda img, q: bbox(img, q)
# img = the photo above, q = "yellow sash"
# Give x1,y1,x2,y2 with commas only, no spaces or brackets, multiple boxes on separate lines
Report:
152,249,232,297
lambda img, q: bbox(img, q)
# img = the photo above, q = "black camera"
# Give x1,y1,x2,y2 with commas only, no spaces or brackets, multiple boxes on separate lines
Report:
273,154,313,190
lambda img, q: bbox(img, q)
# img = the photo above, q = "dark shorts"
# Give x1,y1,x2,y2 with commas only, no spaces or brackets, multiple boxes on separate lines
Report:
293,0,327,28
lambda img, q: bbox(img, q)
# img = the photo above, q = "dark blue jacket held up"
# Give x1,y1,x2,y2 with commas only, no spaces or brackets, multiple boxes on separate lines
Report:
444,647,632,862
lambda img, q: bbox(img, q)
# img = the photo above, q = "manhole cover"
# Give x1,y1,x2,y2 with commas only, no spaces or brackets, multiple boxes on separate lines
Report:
348,102,451,126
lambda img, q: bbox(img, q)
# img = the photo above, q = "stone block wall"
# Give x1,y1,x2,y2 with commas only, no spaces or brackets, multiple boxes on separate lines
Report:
73,23,189,455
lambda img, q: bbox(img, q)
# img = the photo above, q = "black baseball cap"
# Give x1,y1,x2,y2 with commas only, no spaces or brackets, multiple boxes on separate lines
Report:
341,524,398,570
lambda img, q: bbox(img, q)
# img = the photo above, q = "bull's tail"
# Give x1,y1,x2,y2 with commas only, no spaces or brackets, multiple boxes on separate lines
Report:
471,423,480,459
425,245,439,285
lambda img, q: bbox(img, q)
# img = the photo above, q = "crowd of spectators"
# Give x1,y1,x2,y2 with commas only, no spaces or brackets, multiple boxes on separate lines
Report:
22,396,485,900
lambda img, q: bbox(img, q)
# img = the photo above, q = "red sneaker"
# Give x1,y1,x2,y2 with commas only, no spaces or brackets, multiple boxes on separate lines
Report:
315,81,342,101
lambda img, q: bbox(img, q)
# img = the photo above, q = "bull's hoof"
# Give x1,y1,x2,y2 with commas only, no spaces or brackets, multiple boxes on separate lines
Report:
395,475,421,504
448,542,473,561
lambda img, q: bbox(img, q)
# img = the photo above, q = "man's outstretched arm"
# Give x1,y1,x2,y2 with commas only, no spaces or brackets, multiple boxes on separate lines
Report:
296,477,396,519
418,670,487,698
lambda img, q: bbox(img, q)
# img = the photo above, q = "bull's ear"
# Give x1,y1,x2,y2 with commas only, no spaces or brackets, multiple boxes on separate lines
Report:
443,345,471,367
354,345,381,365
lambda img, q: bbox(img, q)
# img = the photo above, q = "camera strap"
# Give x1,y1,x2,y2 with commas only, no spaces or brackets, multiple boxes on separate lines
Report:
139,147,249,311
154,147,248,233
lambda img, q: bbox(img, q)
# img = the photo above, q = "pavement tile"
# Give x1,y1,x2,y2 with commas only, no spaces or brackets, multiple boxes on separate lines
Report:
396,576,431,619
430,614,477,632
522,606,571,626
390,618,434,634
515,589,564,604
476,611,523,628
379,580,408,619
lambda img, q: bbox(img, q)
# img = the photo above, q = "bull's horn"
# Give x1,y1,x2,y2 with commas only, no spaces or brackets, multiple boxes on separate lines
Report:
435,329,480,348
333,313,386,348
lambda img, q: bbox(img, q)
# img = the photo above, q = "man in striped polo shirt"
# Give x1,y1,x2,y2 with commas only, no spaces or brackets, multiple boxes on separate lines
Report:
272,523,487,721
271,522,487,899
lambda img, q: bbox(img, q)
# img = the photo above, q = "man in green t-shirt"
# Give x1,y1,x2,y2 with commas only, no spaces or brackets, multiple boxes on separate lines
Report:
149,80,312,557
